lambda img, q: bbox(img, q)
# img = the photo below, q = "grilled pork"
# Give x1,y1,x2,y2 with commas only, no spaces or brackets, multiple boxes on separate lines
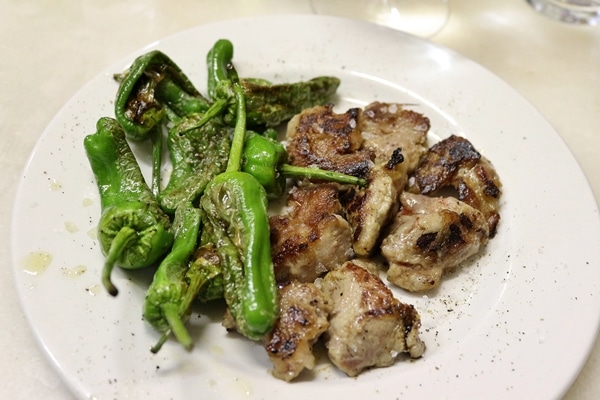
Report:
263,280,331,381
320,261,425,377
360,102,430,192
340,166,398,256
269,184,354,283
381,192,489,292
408,134,502,237
286,102,431,256
286,104,372,178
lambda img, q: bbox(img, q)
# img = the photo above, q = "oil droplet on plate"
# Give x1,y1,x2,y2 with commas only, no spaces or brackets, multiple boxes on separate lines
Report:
49,179,62,191
86,284,101,296
65,221,79,233
22,251,53,276
82,198,93,207
87,227,97,240
62,265,87,278
233,377,254,396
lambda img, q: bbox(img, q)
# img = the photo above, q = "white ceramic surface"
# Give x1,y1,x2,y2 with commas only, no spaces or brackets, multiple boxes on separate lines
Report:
10,15,600,400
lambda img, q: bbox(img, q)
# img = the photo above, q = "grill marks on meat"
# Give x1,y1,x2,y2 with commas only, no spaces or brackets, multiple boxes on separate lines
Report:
263,281,331,381
253,102,502,381
286,103,430,256
360,102,430,192
286,104,372,178
320,261,425,377
409,134,502,237
263,263,425,380
340,166,398,256
269,184,354,283
381,192,489,292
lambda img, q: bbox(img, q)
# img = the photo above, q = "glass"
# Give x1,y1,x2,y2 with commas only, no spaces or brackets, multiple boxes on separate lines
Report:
527,0,600,25
310,0,450,38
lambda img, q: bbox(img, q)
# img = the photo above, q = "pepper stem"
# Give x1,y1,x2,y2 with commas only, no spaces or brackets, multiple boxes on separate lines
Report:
225,82,246,173
149,258,221,354
102,226,138,296
150,332,170,354
161,303,193,351
281,164,367,187
178,97,229,135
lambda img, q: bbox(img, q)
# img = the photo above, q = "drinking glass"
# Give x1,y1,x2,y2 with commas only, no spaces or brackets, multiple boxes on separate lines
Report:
527,0,600,24
310,0,450,38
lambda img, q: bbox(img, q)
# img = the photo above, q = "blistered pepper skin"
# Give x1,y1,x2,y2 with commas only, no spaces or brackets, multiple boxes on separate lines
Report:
114,50,210,140
84,117,174,295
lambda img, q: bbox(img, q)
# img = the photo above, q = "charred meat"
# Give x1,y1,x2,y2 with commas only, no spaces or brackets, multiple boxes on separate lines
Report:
408,134,502,237
286,102,431,256
360,102,430,192
381,192,490,292
320,261,425,376
269,184,354,283
263,280,332,381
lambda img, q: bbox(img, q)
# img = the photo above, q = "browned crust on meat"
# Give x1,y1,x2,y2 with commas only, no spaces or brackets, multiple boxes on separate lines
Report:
410,135,502,237
263,281,331,381
286,104,373,178
321,261,425,376
269,184,353,283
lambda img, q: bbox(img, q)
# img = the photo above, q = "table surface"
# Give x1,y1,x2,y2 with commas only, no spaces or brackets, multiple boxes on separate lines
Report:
1,0,598,399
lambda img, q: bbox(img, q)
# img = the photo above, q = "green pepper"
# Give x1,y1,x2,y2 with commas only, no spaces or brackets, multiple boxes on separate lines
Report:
241,131,288,198
207,38,340,128
242,131,367,198
201,170,277,339
191,244,224,303
114,50,211,141
143,202,201,352
83,117,174,296
157,112,231,214
206,39,237,101
201,45,278,339
240,76,341,127
144,206,224,353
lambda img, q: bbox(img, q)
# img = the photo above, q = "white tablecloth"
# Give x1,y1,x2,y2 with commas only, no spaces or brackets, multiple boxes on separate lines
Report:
1,0,598,398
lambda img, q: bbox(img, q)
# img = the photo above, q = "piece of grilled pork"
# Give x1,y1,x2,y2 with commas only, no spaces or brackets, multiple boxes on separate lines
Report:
381,192,489,292
408,134,502,237
286,103,430,256
319,261,425,377
339,166,399,256
285,104,372,177
263,280,332,381
269,184,354,283
360,102,430,192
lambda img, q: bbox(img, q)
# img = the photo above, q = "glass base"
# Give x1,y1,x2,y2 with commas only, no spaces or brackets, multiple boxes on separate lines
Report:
310,0,450,38
527,0,600,25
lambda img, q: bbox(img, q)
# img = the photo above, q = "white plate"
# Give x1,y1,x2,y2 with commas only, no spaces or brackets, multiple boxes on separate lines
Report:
11,15,600,400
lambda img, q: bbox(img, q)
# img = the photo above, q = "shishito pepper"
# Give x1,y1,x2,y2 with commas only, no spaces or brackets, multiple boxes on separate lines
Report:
242,131,367,198
114,50,211,141
144,205,224,353
206,38,340,128
201,170,277,339
143,202,201,352
157,112,231,214
83,117,174,296
201,42,278,339
241,76,341,127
